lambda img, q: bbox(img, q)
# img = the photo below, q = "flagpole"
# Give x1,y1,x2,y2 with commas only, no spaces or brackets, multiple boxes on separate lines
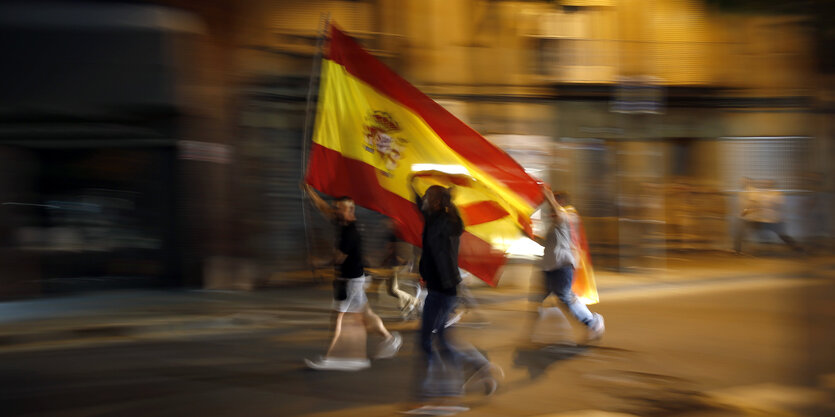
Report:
300,12,330,282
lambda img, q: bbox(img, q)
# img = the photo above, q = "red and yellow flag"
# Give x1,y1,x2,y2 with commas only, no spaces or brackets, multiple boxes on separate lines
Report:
305,24,544,286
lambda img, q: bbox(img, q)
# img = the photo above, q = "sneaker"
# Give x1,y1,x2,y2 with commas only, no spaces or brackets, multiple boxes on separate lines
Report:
464,363,504,396
400,299,419,320
586,313,605,342
375,332,402,359
444,312,463,328
305,357,370,371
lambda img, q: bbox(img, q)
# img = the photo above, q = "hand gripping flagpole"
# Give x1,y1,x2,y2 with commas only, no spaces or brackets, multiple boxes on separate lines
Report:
300,13,330,282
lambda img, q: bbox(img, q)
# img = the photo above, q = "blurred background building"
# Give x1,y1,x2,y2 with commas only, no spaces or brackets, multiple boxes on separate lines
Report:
1,0,832,297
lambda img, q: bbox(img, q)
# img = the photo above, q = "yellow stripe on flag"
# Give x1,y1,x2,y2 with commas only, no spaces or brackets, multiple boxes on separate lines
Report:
313,59,536,227
306,24,547,286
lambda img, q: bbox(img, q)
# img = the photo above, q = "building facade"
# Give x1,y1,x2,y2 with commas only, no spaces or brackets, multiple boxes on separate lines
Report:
1,0,830,297
239,0,832,274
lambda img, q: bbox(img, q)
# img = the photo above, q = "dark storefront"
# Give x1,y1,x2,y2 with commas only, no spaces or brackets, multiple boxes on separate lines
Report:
0,2,201,296
0,147,179,294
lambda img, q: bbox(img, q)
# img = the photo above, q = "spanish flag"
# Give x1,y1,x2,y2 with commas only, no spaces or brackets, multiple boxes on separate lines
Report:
305,24,544,286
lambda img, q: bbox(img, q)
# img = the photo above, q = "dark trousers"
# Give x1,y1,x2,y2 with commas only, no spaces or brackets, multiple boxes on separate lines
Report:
419,290,487,398
544,266,595,326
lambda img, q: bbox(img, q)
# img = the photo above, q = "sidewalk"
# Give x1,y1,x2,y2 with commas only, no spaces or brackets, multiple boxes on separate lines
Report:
0,287,336,352
0,253,832,352
585,251,835,293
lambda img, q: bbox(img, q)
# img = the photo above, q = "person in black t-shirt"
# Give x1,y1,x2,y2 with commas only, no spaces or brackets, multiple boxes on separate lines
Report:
302,184,401,371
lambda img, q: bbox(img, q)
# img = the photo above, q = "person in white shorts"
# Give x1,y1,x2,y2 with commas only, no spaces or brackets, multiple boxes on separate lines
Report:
302,184,402,370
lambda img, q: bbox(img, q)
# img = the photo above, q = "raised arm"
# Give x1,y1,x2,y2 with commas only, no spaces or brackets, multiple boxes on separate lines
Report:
542,183,568,224
301,182,337,222
533,183,567,244
410,171,471,217
408,175,426,217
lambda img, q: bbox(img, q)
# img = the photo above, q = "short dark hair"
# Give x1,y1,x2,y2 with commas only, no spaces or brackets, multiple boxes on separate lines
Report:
335,196,353,204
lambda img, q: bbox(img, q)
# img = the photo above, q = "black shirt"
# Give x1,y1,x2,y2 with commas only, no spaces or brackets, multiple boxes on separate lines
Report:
419,204,464,296
338,221,364,278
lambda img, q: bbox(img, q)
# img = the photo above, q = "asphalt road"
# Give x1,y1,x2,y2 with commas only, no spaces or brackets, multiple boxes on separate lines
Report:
1,274,833,417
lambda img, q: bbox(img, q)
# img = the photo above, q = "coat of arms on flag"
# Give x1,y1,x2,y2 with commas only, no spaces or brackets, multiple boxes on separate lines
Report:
305,23,548,286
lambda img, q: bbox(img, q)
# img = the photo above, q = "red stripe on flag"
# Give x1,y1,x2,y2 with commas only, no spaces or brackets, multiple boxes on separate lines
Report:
517,212,534,238
459,233,505,287
459,200,509,226
327,25,543,207
305,143,505,286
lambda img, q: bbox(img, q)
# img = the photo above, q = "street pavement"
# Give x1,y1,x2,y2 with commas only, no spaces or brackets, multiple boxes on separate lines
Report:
0,253,834,416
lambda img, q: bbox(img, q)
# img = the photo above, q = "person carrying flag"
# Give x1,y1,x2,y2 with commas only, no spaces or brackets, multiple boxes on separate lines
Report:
302,183,402,371
532,185,605,344
408,184,501,414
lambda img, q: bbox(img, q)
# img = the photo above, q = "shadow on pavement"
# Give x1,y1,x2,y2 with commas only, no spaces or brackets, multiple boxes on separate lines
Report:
512,344,589,380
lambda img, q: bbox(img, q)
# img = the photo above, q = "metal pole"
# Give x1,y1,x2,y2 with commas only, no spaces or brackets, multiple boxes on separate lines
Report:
300,13,330,282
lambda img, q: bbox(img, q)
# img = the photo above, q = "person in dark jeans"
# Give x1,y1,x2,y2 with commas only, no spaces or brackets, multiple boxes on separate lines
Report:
533,186,604,343
409,183,501,414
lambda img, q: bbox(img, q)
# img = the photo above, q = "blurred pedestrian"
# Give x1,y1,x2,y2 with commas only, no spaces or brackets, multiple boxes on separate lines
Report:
378,218,420,319
407,183,501,414
734,178,803,255
302,183,402,371
531,185,604,344
444,269,490,328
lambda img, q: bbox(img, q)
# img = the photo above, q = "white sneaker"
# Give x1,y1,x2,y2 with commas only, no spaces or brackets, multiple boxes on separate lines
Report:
304,357,370,371
400,299,419,320
586,313,605,342
375,332,402,359
444,312,463,328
